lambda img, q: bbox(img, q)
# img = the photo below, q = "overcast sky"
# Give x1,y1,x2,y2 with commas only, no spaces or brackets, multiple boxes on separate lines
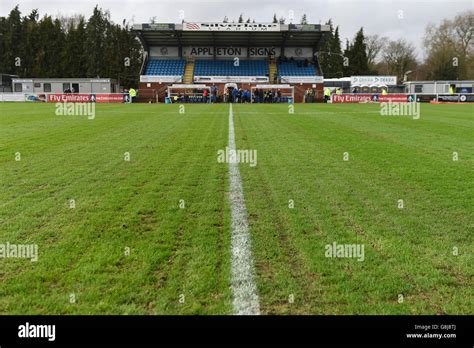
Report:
1,0,472,59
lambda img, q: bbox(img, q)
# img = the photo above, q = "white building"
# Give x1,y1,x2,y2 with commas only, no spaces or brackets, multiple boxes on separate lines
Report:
404,80,474,94
11,78,120,94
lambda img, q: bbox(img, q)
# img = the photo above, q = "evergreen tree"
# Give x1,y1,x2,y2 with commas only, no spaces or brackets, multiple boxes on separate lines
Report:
20,9,40,77
0,17,7,73
103,20,118,78
1,6,23,74
318,20,334,77
344,28,370,76
33,16,65,77
330,26,344,77
343,40,352,76
0,5,142,83
120,23,143,87
61,17,87,77
84,6,107,77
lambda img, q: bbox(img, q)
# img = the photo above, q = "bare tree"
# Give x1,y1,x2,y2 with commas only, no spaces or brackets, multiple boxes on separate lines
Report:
57,14,85,32
423,11,474,79
453,11,474,57
365,34,387,69
381,39,417,81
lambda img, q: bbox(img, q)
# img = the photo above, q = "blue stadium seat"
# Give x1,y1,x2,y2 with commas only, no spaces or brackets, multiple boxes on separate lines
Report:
144,59,186,76
278,60,317,76
194,60,268,76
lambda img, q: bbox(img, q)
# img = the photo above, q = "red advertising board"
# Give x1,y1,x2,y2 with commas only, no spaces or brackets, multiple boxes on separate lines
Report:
47,94,125,103
94,94,125,103
48,94,92,103
377,94,409,103
332,94,373,103
332,94,410,103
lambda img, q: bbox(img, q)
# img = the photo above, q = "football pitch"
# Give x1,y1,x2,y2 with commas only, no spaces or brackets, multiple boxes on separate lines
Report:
0,102,472,315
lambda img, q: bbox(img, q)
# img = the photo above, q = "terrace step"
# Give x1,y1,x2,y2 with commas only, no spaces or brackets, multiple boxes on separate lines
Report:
183,61,195,84
269,60,278,83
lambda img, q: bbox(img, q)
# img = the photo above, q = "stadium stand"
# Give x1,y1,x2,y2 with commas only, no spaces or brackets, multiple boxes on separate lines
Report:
144,59,186,76
278,60,317,76
134,22,329,102
194,60,268,76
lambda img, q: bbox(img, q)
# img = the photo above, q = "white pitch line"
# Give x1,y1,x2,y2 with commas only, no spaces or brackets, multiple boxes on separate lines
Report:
228,103,260,315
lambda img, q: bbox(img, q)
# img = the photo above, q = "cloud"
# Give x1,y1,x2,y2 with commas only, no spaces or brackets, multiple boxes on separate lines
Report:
1,0,471,56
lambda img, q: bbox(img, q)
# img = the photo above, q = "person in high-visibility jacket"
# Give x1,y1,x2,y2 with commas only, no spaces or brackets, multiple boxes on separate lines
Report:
336,88,342,95
449,85,455,94
129,88,137,103
324,88,331,103
381,88,388,95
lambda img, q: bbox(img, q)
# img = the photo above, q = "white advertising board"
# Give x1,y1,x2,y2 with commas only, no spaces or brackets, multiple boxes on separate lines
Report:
149,46,312,58
281,76,324,83
0,93,26,102
182,46,281,58
183,22,280,32
140,75,182,83
255,84,291,88
351,76,397,86
149,46,180,57
283,47,313,58
193,76,269,83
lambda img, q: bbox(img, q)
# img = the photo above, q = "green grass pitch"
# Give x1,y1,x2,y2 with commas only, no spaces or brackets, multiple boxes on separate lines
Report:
0,102,472,314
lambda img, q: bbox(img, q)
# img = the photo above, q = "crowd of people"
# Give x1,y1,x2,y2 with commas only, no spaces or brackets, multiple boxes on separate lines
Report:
248,88,286,103
323,87,344,102
219,86,289,103
222,87,252,103
170,86,292,103
277,56,316,67
304,88,316,103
